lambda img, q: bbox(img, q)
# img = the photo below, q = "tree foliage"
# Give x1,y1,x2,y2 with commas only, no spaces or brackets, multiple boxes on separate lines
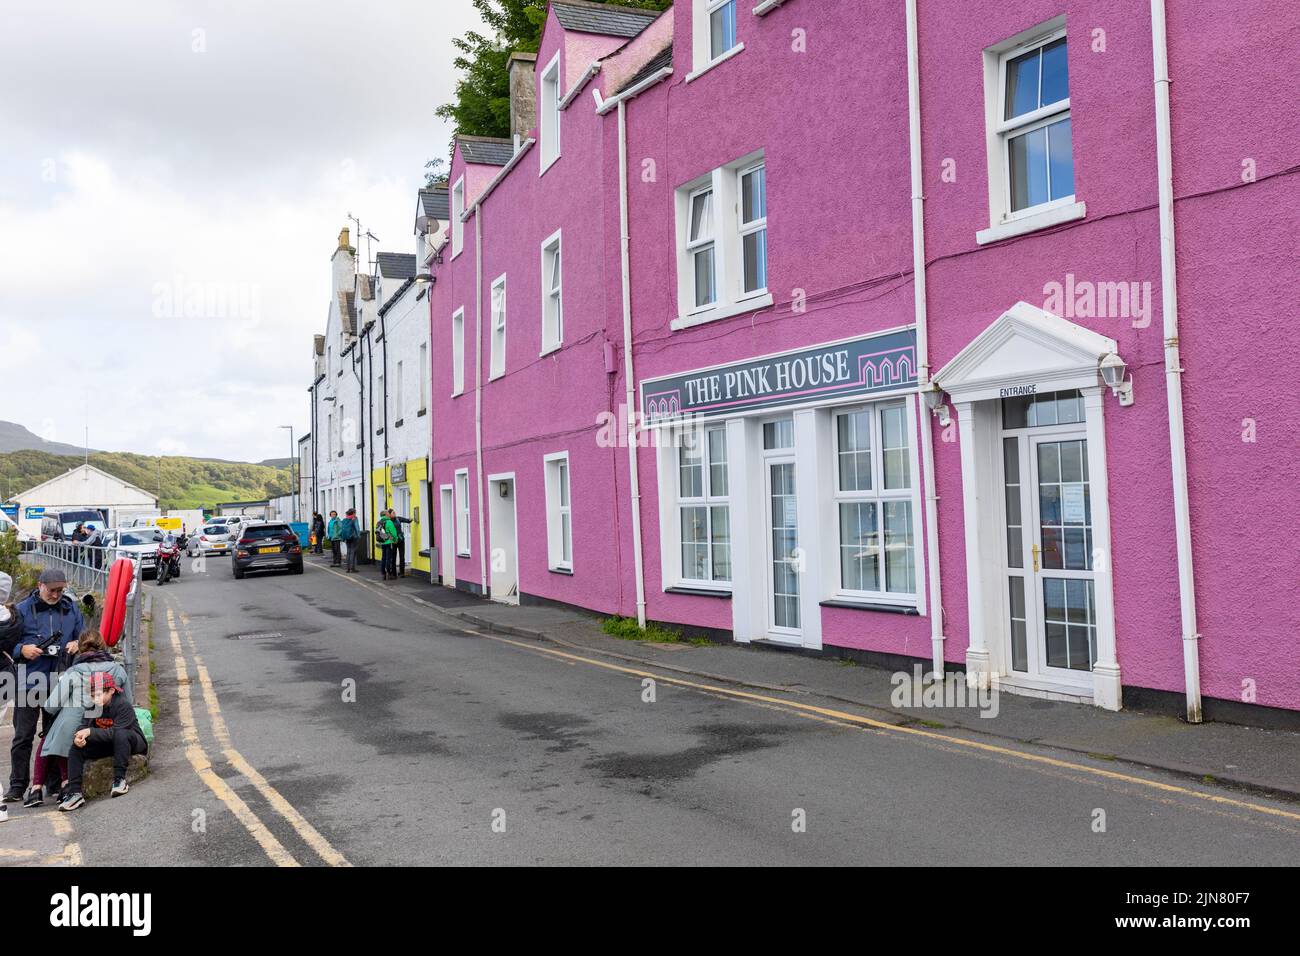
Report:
434,0,672,143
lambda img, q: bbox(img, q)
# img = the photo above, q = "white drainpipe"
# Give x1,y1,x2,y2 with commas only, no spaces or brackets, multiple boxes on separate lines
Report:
618,99,648,628
905,0,946,678
1151,0,1201,722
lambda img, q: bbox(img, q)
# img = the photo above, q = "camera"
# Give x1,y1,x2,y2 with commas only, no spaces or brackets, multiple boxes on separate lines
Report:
46,644,60,657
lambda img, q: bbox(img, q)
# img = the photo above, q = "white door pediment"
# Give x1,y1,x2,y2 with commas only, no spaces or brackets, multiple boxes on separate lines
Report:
935,301,1118,404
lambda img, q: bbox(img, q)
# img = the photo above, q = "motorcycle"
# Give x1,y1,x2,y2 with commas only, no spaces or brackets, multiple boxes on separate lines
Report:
156,535,181,585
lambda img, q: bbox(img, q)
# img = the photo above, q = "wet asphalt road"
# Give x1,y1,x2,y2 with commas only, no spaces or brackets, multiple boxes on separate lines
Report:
50,554,1300,866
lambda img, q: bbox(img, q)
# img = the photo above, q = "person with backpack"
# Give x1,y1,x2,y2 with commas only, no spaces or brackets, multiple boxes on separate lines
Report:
386,508,413,579
339,508,360,573
326,510,342,567
58,671,147,811
375,511,398,580
29,629,129,806
3,568,82,804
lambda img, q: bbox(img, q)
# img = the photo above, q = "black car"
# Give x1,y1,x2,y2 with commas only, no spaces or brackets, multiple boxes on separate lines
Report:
232,522,304,579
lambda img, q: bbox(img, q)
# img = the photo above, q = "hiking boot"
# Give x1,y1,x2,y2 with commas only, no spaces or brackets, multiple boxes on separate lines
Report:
22,786,43,808
110,779,129,798
57,792,85,812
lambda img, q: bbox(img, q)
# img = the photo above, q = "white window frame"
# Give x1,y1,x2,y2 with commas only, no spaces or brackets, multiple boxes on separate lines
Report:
689,0,744,81
395,360,404,421
454,468,471,557
540,229,563,354
539,52,561,173
418,342,428,412
737,161,767,297
674,423,731,588
685,184,716,312
543,451,572,571
673,150,773,330
451,176,465,257
489,273,507,380
978,17,1084,244
830,400,922,606
451,307,465,396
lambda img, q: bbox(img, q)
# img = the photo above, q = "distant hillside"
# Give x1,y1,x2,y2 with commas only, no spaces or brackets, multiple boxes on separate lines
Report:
0,449,292,512
0,420,98,457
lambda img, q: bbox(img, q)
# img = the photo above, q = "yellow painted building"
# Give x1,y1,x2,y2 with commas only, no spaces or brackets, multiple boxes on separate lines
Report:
370,457,432,578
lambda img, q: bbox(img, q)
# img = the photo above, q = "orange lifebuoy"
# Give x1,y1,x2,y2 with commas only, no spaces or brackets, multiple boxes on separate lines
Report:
101,558,134,647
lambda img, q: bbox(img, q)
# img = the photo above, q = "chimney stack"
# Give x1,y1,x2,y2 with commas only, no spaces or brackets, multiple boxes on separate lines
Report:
338,227,351,251
508,52,538,143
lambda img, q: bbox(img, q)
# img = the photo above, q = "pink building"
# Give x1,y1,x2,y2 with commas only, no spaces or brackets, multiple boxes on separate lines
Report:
426,0,1300,726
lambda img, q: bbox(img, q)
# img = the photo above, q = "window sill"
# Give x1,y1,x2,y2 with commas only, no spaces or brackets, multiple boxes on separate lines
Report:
417,408,427,418
753,0,789,14
548,566,573,576
671,292,773,331
488,372,503,382
665,585,731,599
819,598,919,616
375,427,384,436
686,43,745,84
539,152,560,177
976,200,1085,246
457,552,470,559
539,344,562,357
451,390,464,399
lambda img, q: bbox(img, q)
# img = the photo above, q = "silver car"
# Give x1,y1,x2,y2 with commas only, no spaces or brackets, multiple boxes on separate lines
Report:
108,527,165,578
187,524,235,557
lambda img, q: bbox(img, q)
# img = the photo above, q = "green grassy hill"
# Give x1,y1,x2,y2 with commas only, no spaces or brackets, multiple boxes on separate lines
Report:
0,449,292,512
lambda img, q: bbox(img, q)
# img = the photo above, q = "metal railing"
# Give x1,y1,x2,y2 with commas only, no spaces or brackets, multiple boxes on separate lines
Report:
22,542,146,702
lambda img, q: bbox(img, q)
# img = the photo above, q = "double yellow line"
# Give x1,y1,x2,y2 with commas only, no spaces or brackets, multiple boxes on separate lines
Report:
165,605,350,866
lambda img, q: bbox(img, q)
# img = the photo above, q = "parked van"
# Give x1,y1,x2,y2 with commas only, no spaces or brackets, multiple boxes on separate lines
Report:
40,509,110,541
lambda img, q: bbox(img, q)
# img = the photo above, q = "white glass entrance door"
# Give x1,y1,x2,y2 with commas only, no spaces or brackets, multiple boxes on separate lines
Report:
766,459,800,635
1001,390,1096,685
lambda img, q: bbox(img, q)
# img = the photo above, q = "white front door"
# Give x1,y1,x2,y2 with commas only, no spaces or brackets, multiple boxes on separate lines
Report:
761,416,801,640
439,486,455,586
1001,391,1097,688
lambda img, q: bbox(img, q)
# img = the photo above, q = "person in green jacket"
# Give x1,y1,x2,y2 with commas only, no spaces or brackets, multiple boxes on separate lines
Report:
326,510,341,567
376,512,399,580
386,508,413,579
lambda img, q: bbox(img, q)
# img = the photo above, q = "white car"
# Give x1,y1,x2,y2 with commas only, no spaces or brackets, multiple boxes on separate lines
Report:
107,527,165,578
0,510,35,549
186,524,235,557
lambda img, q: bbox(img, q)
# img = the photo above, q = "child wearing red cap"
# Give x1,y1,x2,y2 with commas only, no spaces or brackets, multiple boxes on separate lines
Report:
58,671,148,811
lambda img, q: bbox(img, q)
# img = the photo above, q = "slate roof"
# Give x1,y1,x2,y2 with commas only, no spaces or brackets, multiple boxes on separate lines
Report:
419,186,450,221
375,252,417,280
616,42,673,94
553,0,660,38
338,291,356,334
458,136,515,166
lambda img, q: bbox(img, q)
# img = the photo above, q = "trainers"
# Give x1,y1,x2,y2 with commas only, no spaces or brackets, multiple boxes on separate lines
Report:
110,779,129,798
57,792,85,812
1,788,23,803
22,786,43,808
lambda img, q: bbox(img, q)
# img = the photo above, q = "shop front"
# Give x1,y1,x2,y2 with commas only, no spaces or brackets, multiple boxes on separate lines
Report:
641,327,924,651
371,458,433,579
934,301,1128,710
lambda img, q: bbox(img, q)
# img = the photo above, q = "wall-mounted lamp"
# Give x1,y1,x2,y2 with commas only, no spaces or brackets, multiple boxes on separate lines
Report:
1099,352,1134,406
923,387,951,427
415,273,436,286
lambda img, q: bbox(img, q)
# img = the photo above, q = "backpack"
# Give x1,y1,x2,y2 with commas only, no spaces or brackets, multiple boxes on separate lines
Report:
135,707,154,747
375,520,391,544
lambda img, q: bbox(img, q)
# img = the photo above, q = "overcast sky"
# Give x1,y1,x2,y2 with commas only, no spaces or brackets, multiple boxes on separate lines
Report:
0,0,483,462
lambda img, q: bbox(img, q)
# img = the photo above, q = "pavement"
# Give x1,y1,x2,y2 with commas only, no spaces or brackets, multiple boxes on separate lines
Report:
1,548,1296,866
376,563,1300,805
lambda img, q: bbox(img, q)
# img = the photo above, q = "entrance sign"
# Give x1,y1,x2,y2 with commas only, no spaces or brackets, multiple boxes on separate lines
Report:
641,328,917,425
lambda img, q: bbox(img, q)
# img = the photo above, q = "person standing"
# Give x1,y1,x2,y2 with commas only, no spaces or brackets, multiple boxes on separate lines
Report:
387,508,413,579
0,572,22,709
375,512,396,580
311,512,326,554
3,568,82,803
326,510,342,567
340,508,360,573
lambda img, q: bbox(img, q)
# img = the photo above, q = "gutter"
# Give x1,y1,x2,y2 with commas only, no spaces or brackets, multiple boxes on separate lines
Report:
593,67,673,115
559,61,601,110
473,210,487,593
1150,0,1202,723
905,0,947,679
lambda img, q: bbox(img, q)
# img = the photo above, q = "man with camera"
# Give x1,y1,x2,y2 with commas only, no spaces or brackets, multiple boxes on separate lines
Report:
2,568,83,803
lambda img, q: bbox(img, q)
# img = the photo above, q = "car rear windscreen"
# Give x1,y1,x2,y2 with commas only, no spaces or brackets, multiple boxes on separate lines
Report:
242,525,292,540
203,526,226,535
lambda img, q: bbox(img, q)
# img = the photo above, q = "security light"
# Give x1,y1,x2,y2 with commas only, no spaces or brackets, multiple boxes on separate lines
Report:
923,386,951,426
1100,352,1134,406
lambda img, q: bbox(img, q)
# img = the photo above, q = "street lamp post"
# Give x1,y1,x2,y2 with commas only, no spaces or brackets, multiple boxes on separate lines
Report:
279,425,298,522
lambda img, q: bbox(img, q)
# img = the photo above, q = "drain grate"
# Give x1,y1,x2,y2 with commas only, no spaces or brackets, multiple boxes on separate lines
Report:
228,631,283,641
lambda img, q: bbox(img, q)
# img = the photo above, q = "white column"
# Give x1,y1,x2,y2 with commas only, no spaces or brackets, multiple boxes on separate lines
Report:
1083,387,1122,710
793,408,824,651
955,401,991,685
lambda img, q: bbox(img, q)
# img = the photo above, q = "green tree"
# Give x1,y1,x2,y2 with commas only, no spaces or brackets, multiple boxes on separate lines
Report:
434,0,671,142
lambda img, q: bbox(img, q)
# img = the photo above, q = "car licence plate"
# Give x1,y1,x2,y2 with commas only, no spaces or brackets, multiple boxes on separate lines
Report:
258,546,279,554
